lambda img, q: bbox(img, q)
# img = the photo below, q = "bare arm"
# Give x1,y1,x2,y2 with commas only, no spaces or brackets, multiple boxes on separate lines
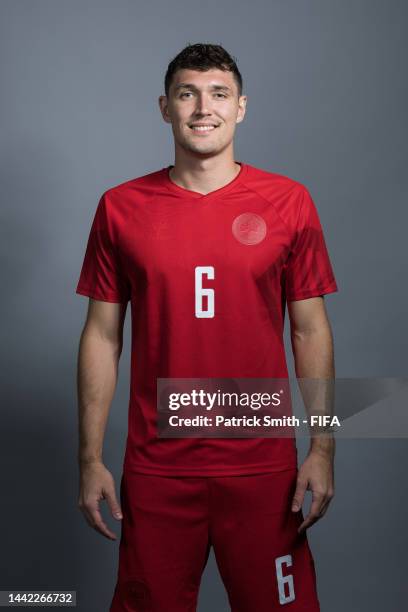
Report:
287,296,336,532
77,298,127,540
77,298,126,464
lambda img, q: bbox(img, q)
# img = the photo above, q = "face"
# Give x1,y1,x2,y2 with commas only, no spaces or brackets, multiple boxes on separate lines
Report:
159,68,247,157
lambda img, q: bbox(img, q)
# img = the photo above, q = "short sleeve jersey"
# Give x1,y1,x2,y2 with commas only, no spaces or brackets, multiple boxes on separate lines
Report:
76,162,338,476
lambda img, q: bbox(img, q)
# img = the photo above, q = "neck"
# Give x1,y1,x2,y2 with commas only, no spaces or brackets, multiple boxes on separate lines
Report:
169,151,240,195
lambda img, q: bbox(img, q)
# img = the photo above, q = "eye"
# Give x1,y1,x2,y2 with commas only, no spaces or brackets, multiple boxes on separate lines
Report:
179,91,227,99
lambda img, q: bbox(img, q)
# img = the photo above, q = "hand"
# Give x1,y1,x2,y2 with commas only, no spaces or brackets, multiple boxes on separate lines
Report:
78,461,123,540
291,449,334,534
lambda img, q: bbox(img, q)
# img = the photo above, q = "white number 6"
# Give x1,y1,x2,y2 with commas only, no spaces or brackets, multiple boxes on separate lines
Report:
275,554,295,604
195,266,214,318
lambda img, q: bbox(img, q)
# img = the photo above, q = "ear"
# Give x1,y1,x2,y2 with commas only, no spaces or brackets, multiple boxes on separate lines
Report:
158,95,171,124
236,95,247,123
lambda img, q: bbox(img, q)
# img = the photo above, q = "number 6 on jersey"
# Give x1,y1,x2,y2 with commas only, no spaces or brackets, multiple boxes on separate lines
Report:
195,266,215,318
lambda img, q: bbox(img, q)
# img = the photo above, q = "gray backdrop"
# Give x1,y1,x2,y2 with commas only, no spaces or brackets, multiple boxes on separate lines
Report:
1,1,407,610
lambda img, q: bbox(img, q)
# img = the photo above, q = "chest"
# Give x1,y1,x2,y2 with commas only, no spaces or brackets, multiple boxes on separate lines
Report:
119,200,292,289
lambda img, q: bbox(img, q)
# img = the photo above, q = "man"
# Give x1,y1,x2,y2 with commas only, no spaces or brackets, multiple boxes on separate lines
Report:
76,43,337,611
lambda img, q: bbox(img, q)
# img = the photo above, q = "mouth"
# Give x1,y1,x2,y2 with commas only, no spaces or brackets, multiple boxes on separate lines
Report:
189,123,219,133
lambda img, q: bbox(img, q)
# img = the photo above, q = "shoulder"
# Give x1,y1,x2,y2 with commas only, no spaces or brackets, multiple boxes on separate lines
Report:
105,167,164,198
98,167,165,213
243,163,310,229
244,163,305,193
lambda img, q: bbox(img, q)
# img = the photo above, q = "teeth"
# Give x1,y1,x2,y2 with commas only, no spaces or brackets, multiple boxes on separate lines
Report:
191,125,215,131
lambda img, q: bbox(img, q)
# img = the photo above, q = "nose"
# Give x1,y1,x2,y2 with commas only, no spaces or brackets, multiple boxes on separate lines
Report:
194,92,212,115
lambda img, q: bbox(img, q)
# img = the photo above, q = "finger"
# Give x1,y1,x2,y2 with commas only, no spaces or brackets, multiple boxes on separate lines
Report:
88,506,118,540
317,504,329,519
317,494,334,518
298,511,320,534
298,485,335,532
291,477,308,512
103,487,123,520
82,500,118,540
297,494,324,533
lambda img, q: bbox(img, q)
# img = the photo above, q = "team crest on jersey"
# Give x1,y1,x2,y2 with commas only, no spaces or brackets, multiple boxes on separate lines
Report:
232,213,267,245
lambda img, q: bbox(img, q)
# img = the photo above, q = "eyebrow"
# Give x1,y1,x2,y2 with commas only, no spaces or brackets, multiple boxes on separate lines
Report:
174,83,232,93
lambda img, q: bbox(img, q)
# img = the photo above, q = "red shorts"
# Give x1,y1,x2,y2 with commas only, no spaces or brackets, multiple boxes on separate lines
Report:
110,468,320,611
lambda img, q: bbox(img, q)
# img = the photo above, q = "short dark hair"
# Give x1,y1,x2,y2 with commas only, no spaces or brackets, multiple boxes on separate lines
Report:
164,43,243,98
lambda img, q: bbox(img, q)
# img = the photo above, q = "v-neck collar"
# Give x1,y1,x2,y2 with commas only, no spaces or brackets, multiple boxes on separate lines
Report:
161,161,248,200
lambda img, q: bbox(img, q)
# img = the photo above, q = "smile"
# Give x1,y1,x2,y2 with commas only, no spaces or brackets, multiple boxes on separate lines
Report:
189,125,219,134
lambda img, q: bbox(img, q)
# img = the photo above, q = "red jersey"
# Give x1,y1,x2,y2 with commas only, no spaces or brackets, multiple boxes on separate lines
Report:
76,161,338,476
